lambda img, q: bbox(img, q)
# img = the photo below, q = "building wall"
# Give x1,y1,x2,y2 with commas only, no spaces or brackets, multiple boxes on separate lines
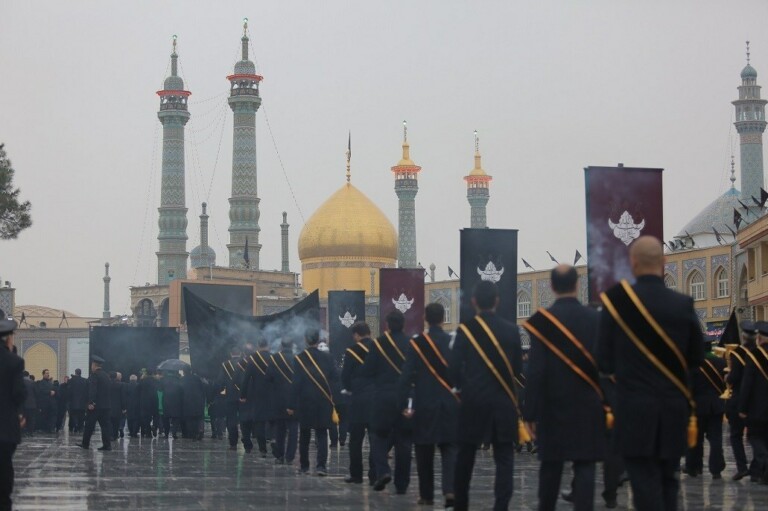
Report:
13,328,90,381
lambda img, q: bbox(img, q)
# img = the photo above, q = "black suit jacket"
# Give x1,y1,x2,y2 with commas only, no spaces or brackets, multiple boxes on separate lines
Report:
738,346,768,423
68,374,89,411
398,326,458,444
0,345,26,444
692,355,726,416
341,338,374,425
449,311,523,444
289,347,339,429
523,297,605,461
362,331,410,435
726,344,754,414
267,350,295,420
88,368,112,411
597,275,704,459
240,351,272,422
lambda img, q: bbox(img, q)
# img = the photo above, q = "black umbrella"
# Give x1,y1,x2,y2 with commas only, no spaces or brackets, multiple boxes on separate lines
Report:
157,359,190,371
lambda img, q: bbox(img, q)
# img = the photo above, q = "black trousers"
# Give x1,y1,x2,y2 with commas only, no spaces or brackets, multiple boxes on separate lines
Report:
540,460,596,511
299,427,328,471
728,411,756,474
415,443,457,501
184,417,203,439
69,410,85,433
22,409,35,436
81,409,112,449
272,418,298,462
240,420,267,452
624,457,679,511
747,420,768,481
454,442,515,511
602,439,625,502
110,415,122,440
210,417,225,438
0,442,16,511
348,423,374,482
225,403,239,447
685,413,725,475
371,427,413,492
127,417,140,437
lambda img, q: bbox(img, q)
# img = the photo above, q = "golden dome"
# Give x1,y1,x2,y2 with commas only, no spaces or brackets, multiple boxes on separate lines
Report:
298,183,398,260
468,151,489,177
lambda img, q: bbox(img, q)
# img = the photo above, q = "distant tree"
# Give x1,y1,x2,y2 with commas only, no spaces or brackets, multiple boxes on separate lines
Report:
0,144,32,239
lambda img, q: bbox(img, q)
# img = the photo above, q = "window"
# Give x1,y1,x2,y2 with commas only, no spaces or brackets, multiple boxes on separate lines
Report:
517,291,531,318
436,299,451,324
715,267,729,298
688,271,705,301
664,273,677,290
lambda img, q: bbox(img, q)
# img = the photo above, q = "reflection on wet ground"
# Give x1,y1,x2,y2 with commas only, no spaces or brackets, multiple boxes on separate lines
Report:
11,428,768,510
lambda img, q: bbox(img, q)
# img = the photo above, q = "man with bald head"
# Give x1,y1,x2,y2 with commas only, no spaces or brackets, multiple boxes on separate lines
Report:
523,265,606,511
598,236,703,511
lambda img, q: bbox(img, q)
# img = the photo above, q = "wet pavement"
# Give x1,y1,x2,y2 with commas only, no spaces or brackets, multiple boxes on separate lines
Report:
10,427,768,510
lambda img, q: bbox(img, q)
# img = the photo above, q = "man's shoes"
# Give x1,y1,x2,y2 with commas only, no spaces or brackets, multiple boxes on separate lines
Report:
733,470,750,481
228,445,237,451
444,494,455,509
97,446,111,451
275,457,285,465
76,443,88,449
417,498,433,505
373,474,392,491
344,476,363,484
395,489,407,495
561,491,574,503
751,475,760,483
298,468,309,475
316,468,328,477
330,443,338,449
604,497,618,509
712,473,722,480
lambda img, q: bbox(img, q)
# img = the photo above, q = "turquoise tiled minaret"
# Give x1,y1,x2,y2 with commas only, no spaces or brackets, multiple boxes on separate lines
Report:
392,121,420,268
733,41,767,203
227,18,263,269
464,131,492,228
156,36,190,285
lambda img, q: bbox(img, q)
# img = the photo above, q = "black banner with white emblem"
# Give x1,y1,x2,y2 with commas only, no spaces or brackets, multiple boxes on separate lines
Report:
459,228,518,324
379,268,425,337
328,290,366,363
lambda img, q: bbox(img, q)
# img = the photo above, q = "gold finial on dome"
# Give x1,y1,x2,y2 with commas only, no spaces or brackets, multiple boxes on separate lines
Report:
346,131,352,183
465,129,492,183
393,120,420,171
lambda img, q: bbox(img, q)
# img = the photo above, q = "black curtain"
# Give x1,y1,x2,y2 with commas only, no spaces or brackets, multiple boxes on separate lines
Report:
184,288,320,380
89,327,180,377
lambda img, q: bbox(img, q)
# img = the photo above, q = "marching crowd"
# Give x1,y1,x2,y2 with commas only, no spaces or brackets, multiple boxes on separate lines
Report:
2,236,768,511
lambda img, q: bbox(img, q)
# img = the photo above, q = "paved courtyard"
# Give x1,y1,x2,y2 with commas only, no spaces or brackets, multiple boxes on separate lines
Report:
10,428,768,510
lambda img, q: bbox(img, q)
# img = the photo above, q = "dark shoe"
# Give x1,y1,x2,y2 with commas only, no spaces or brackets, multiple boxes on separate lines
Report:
339,441,346,446
97,446,111,451
298,468,309,475
561,491,574,503
444,494,455,508
373,474,392,491
76,443,88,449
275,457,285,465
330,443,338,449
344,476,363,484
604,496,618,509
733,470,750,481
751,475,760,483
395,489,407,495
712,473,722,480
317,468,328,477
417,498,434,505
228,445,237,451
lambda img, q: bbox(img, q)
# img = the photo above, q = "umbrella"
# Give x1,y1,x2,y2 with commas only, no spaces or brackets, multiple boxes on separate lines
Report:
157,359,190,371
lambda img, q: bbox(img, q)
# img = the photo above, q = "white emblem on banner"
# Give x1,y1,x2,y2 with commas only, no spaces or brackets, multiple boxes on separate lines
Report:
392,293,415,313
338,311,356,328
477,261,504,283
608,211,645,246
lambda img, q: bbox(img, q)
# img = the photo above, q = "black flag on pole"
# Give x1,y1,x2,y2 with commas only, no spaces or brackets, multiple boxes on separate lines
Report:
243,237,250,267
327,290,365,363
718,309,739,347
574,250,584,265
712,227,723,245
761,188,768,208
448,266,459,279
546,251,559,264
460,228,518,323
521,258,534,270
734,209,743,229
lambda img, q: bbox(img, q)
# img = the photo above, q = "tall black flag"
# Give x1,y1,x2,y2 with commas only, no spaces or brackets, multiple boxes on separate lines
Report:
460,228,518,323
521,258,534,270
734,209,743,229
574,250,584,265
243,237,250,267
724,224,738,239
761,188,768,208
718,309,739,347
712,227,723,245
328,290,365,363
448,266,459,279
546,251,559,264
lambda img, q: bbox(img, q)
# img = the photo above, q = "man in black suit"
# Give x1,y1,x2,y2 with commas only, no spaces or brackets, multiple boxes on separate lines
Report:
21,372,35,436
35,368,56,433
399,302,458,508
685,336,726,479
108,372,125,441
181,368,206,440
726,321,758,480
240,340,272,455
598,236,703,511
523,265,606,511
450,280,523,511
268,338,298,464
738,321,768,485
78,356,113,451
124,375,141,438
288,328,339,476
362,310,413,494
0,309,25,511
221,348,244,451
340,321,375,485
67,368,88,434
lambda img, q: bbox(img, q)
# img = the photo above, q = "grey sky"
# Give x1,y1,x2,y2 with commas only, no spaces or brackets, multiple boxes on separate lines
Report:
2,1,766,316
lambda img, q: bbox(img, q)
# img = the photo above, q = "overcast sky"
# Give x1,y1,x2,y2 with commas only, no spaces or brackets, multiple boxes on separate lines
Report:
2,1,767,316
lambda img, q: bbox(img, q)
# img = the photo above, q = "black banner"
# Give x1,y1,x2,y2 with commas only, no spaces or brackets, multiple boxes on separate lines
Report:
328,290,366,362
184,288,320,380
89,326,179,377
379,268,425,337
460,228,518,324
